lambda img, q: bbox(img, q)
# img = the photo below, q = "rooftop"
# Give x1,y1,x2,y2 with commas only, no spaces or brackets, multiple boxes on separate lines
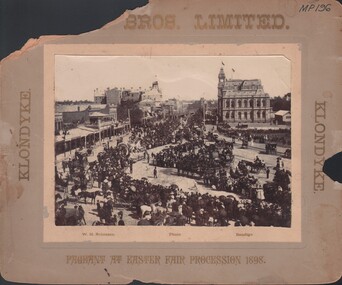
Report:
55,104,107,113
274,110,290,116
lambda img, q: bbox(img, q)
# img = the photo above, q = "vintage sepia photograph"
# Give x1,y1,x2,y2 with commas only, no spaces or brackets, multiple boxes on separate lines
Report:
2,0,340,281
54,56,292,228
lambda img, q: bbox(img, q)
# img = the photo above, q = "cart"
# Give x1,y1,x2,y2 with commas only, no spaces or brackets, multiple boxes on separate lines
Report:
265,143,277,155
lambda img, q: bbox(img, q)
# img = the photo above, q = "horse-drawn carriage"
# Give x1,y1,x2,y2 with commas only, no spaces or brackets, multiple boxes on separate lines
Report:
206,131,219,142
117,142,130,157
240,159,266,174
265,143,277,155
74,188,102,204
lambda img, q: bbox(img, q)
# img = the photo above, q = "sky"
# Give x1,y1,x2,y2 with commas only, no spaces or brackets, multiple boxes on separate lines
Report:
55,56,291,101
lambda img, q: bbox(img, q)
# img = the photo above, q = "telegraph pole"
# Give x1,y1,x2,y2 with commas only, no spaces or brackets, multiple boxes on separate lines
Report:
128,108,131,129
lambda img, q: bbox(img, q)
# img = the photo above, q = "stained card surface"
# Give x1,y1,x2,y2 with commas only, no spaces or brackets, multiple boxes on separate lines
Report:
0,0,341,284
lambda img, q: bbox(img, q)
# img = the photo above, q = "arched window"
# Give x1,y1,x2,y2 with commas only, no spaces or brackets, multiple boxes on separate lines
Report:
226,100,230,108
250,111,253,120
238,100,242,108
262,111,266,118
232,111,235,119
231,101,235,108
257,100,261,107
262,99,266,107
249,100,253,108
244,112,248,120
257,111,260,119
225,112,230,119
244,100,248,107
238,112,242,120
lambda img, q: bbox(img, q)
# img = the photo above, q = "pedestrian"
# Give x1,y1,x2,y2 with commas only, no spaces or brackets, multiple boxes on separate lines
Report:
78,205,86,225
266,167,270,179
129,160,133,174
153,166,158,178
113,214,118,225
96,200,101,211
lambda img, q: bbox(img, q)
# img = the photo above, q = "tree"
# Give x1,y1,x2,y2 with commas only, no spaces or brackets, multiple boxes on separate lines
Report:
117,101,144,125
130,105,144,125
270,93,291,112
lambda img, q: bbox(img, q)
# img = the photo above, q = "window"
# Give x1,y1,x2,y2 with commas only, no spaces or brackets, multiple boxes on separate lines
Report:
231,101,235,108
238,112,242,120
249,100,253,108
257,100,261,107
225,112,230,119
244,112,248,120
262,111,266,118
262,99,266,107
226,100,230,108
244,100,247,107
238,100,242,108
257,111,260,118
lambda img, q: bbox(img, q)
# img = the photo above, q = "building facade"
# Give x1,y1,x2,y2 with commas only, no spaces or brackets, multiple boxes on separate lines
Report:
55,113,63,133
162,98,184,117
274,110,291,124
94,88,105,104
105,87,122,105
56,104,117,126
217,67,271,123
141,81,163,102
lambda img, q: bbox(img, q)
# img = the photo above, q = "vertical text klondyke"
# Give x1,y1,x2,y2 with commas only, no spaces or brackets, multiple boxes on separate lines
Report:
313,101,326,191
18,91,31,181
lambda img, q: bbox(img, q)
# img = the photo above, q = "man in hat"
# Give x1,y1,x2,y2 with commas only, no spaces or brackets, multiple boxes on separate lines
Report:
78,205,86,225
153,166,158,178
118,218,125,226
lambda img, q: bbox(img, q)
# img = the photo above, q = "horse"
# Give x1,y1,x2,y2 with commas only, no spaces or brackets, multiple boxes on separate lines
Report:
78,190,101,204
243,160,266,174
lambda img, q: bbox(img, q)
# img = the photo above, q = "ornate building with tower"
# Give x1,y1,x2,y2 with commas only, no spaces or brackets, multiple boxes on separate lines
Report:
217,67,271,123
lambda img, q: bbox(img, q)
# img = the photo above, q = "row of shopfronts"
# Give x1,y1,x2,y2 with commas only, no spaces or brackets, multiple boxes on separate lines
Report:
55,123,130,156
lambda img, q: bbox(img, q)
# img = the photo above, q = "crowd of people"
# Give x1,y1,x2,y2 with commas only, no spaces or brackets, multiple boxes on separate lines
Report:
217,124,291,147
152,140,234,178
55,112,292,228
129,118,181,149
